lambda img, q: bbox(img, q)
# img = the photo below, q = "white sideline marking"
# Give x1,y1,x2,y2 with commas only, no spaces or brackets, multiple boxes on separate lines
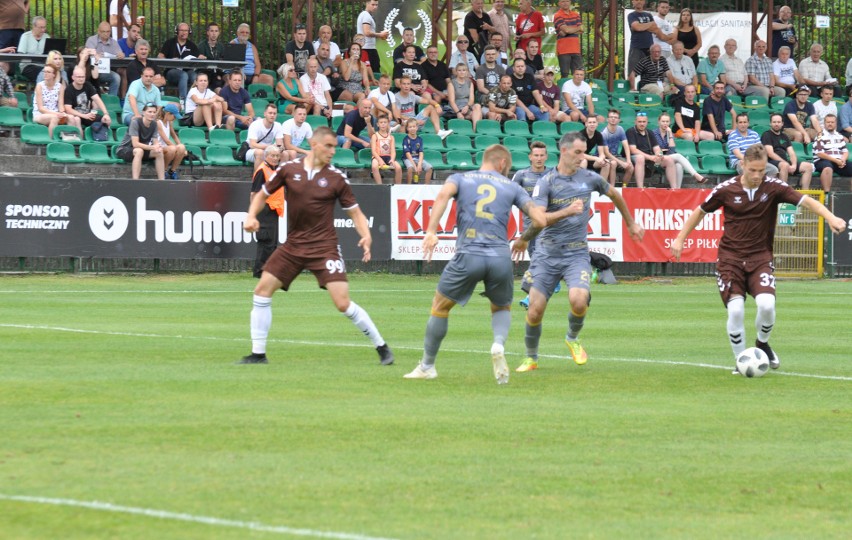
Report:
0,288,437,294
0,494,399,540
2,323,851,382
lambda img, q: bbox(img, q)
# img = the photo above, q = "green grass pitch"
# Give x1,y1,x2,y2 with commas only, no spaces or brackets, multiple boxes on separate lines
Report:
1,273,850,539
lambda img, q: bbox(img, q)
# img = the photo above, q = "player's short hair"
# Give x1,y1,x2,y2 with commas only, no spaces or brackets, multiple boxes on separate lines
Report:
529,141,547,152
743,144,768,163
482,144,512,169
312,126,334,140
558,132,584,150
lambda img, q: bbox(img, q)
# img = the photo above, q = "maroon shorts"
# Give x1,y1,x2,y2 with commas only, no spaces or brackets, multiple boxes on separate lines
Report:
715,258,776,306
263,244,348,290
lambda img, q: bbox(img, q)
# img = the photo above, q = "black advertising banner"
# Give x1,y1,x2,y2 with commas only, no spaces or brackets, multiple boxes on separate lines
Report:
833,193,852,265
0,177,392,260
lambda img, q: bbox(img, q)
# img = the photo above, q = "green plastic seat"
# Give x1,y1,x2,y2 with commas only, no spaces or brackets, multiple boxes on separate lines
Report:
46,142,84,163
674,139,698,157
742,96,768,109
0,106,25,127
475,119,503,137
424,149,450,170
530,136,558,153
503,119,532,138
183,144,210,165
474,134,500,149
502,135,530,153
421,133,445,150
84,125,117,145
445,134,474,152
208,128,239,148
206,144,244,166
52,125,84,143
248,83,275,101
445,150,477,170
560,121,585,134
447,118,475,137
701,155,736,175
305,115,329,130
178,127,209,147
331,147,365,168
531,121,559,139
79,143,121,164
697,140,726,157
510,151,531,170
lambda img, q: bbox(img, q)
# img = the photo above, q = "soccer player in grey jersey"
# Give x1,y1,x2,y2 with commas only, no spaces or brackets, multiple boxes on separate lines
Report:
405,144,581,384
512,133,645,371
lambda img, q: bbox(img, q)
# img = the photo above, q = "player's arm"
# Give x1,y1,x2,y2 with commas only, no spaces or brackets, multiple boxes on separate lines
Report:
799,195,847,234
605,186,644,242
422,181,459,262
346,205,373,262
243,188,271,233
671,205,706,260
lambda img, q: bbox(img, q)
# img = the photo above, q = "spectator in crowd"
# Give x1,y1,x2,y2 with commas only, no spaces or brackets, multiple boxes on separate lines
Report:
798,43,839,97
464,0,494,59
676,8,701,68
368,74,401,128
64,66,111,130
109,0,134,40
313,25,341,61
673,84,713,142
301,58,334,119
336,97,374,149
185,72,225,129
839,87,852,140
394,45,429,95
702,81,735,141
286,23,315,77
782,84,819,143
846,57,852,97
370,114,402,184
668,41,697,92
721,38,750,97
813,86,837,130
515,0,545,52
84,21,125,97
561,67,595,122
762,112,814,185
627,111,678,188
70,47,100,88
509,58,548,121
652,111,707,186
392,27,425,64
697,45,726,95
358,0,389,72
773,46,800,95
246,102,284,171
629,44,675,97
17,16,50,82
36,50,69,84
511,48,536,78
403,118,432,184
158,22,199,103
275,62,309,115
524,40,544,80
0,0,28,74
0,65,18,107
349,34,376,82
395,75,451,138
626,0,657,74
727,112,762,172
449,35,478,74
652,0,676,59
487,0,511,54
554,0,583,78
487,74,517,122
812,114,850,191
249,145,282,279
600,108,635,186
480,32,509,66
117,102,165,179
771,5,798,58
447,63,482,130
122,66,162,125
126,39,165,88
220,70,255,130
578,116,611,181
233,23,275,87
475,45,505,105
33,64,78,138
155,104,188,179
422,45,451,104
339,42,370,104
118,22,141,57
315,42,342,101
746,40,785,99
281,103,313,161
197,22,226,91
536,68,568,124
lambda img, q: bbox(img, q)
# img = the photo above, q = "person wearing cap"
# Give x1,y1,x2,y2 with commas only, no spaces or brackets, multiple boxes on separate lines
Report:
449,35,478,74
156,103,188,180
782,85,819,143
772,46,800,95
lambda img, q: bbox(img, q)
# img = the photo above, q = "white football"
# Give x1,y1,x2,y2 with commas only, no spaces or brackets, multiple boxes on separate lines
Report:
736,347,770,378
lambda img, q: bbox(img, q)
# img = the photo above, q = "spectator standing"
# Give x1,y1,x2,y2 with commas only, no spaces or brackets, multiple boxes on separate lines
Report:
772,46,800,94
246,103,285,170
762,112,814,186
627,112,679,188
281,103,313,161
629,44,675,97
696,45,726,95
721,39,750,97
336,98,374,150
782,84,818,143
300,58,334,119
422,45,451,104
108,0,132,40
515,0,545,52
122,66,163,125
701,81,735,141
627,0,657,75
676,8,701,68
158,22,199,103
285,23,315,77
812,114,850,191
17,16,49,82
652,0,676,58
487,0,511,55
313,25,341,62
249,145,283,278
553,0,583,78
185,72,225,129
220,70,255,130
727,113,762,171
812,86,837,130
798,43,839,97
197,22,227,91
358,0,389,72
745,40,785,99
392,27,425,64
0,0,28,61
464,0,494,59
673,84,713,141
771,5,798,58
116,103,165,180
668,41,697,92
449,35,478,74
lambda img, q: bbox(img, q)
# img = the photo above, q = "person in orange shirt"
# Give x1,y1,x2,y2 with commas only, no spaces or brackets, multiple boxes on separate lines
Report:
249,145,283,278
553,0,583,79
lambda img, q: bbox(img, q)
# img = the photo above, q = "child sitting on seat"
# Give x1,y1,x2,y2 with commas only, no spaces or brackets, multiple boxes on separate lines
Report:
402,118,432,184
370,114,402,184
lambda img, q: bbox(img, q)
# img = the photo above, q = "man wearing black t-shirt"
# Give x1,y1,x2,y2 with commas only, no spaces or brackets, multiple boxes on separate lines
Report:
761,112,814,185
336,98,375,150
509,59,548,121
392,27,426,64
285,24,316,77
578,116,611,179
158,22,199,102
673,84,713,142
63,67,112,128
627,112,678,188
421,46,451,104
393,46,428,95
464,0,495,59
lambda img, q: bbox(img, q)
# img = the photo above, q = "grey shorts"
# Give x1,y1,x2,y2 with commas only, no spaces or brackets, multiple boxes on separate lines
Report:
404,158,432,171
521,249,592,299
437,253,514,307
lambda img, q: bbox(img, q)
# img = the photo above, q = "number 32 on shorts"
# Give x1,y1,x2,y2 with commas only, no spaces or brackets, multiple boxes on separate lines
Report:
759,272,775,288
325,258,346,273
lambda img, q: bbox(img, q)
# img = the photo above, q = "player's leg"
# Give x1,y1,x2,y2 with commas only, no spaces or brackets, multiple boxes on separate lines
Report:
405,291,455,379
516,252,560,372
563,253,593,365
748,260,779,369
518,239,535,310
482,257,516,384
717,259,749,370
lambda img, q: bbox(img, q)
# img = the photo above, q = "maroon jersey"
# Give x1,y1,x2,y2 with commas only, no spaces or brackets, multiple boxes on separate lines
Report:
263,158,358,257
700,176,803,263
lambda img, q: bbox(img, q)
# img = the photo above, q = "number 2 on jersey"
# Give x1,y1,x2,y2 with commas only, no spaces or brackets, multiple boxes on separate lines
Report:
475,184,497,220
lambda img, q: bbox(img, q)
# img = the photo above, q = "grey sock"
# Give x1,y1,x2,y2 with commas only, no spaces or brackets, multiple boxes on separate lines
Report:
422,315,448,368
491,309,511,346
567,310,585,340
525,321,542,360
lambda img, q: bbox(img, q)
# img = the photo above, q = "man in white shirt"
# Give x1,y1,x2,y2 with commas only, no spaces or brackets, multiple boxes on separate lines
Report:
109,0,132,39
652,0,676,58
772,46,800,95
721,39,750,97
357,0,389,73
668,41,697,92
449,36,478,74
246,102,285,170
561,67,595,122
798,43,839,97
281,103,314,161
368,74,401,128
312,25,341,62
300,58,334,119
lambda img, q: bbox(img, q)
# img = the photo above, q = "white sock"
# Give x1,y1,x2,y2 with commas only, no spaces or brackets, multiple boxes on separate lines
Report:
250,294,273,355
344,301,385,347
726,296,746,359
754,293,776,343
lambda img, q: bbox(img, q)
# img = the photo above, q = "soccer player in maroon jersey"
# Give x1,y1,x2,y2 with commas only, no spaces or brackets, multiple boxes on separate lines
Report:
239,126,394,366
671,144,846,372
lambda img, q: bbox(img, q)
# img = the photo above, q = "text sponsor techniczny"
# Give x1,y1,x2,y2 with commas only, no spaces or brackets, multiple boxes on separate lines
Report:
4,204,71,230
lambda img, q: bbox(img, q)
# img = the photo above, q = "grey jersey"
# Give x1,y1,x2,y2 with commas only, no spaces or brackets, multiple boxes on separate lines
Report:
513,167,550,230
448,169,533,257
534,167,609,252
